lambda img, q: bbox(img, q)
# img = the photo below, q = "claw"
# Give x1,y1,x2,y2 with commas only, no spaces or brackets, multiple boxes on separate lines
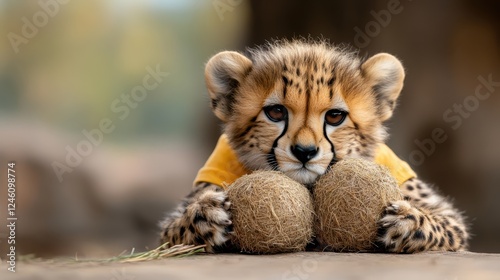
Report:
161,187,233,250
223,200,231,210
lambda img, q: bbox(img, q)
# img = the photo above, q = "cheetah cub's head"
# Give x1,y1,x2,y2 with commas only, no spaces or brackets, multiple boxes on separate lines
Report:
205,41,404,185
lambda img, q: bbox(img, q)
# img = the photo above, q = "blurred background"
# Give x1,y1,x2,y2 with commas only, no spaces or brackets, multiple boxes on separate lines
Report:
0,0,499,257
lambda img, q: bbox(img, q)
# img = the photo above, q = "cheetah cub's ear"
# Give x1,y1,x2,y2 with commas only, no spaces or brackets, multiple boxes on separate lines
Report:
205,51,252,122
361,53,405,121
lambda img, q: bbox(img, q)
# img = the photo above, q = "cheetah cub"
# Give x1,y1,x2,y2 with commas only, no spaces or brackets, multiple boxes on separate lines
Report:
159,40,469,253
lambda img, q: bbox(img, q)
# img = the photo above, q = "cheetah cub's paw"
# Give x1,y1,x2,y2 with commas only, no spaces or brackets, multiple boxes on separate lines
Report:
161,189,233,252
376,200,431,253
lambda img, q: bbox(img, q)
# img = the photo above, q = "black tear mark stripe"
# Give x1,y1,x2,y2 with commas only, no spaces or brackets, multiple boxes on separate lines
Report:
323,124,338,169
320,65,338,169
267,118,288,170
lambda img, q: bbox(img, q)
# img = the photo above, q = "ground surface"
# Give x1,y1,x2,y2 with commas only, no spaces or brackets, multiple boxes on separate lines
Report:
1,252,499,280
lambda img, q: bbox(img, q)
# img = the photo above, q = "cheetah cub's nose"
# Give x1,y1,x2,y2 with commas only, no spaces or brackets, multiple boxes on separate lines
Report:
291,145,318,164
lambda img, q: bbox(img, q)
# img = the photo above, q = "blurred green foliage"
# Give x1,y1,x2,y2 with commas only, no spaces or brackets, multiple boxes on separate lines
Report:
0,0,249,142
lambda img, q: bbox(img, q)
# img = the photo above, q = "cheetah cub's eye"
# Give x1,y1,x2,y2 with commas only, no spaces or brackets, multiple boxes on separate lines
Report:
264,105,288,122
325,109,347,126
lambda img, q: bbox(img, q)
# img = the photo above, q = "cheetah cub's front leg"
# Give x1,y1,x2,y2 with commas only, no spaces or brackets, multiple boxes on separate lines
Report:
159,182,233,252
377,178,469,253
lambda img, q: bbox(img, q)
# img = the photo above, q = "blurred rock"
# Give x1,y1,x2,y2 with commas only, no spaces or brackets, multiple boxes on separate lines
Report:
0,118,202,257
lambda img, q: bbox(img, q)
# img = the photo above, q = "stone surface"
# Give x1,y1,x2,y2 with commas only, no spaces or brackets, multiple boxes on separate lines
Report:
1,252,499,280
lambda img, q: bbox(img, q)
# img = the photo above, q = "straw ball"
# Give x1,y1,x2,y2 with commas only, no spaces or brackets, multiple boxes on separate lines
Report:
314,158,403,251
227,171,314,254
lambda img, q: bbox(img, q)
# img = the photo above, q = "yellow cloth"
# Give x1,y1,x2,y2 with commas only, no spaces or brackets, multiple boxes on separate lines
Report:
373,143,417,186
195,134,416,188
195,134,249,187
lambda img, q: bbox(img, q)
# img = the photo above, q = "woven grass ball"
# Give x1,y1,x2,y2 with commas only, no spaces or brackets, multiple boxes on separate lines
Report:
227,171,314,254
314,158,403,251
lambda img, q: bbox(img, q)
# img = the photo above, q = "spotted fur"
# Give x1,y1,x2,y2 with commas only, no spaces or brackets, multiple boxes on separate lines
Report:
159,40,469,253
159,182,233,252
376,178,469,252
